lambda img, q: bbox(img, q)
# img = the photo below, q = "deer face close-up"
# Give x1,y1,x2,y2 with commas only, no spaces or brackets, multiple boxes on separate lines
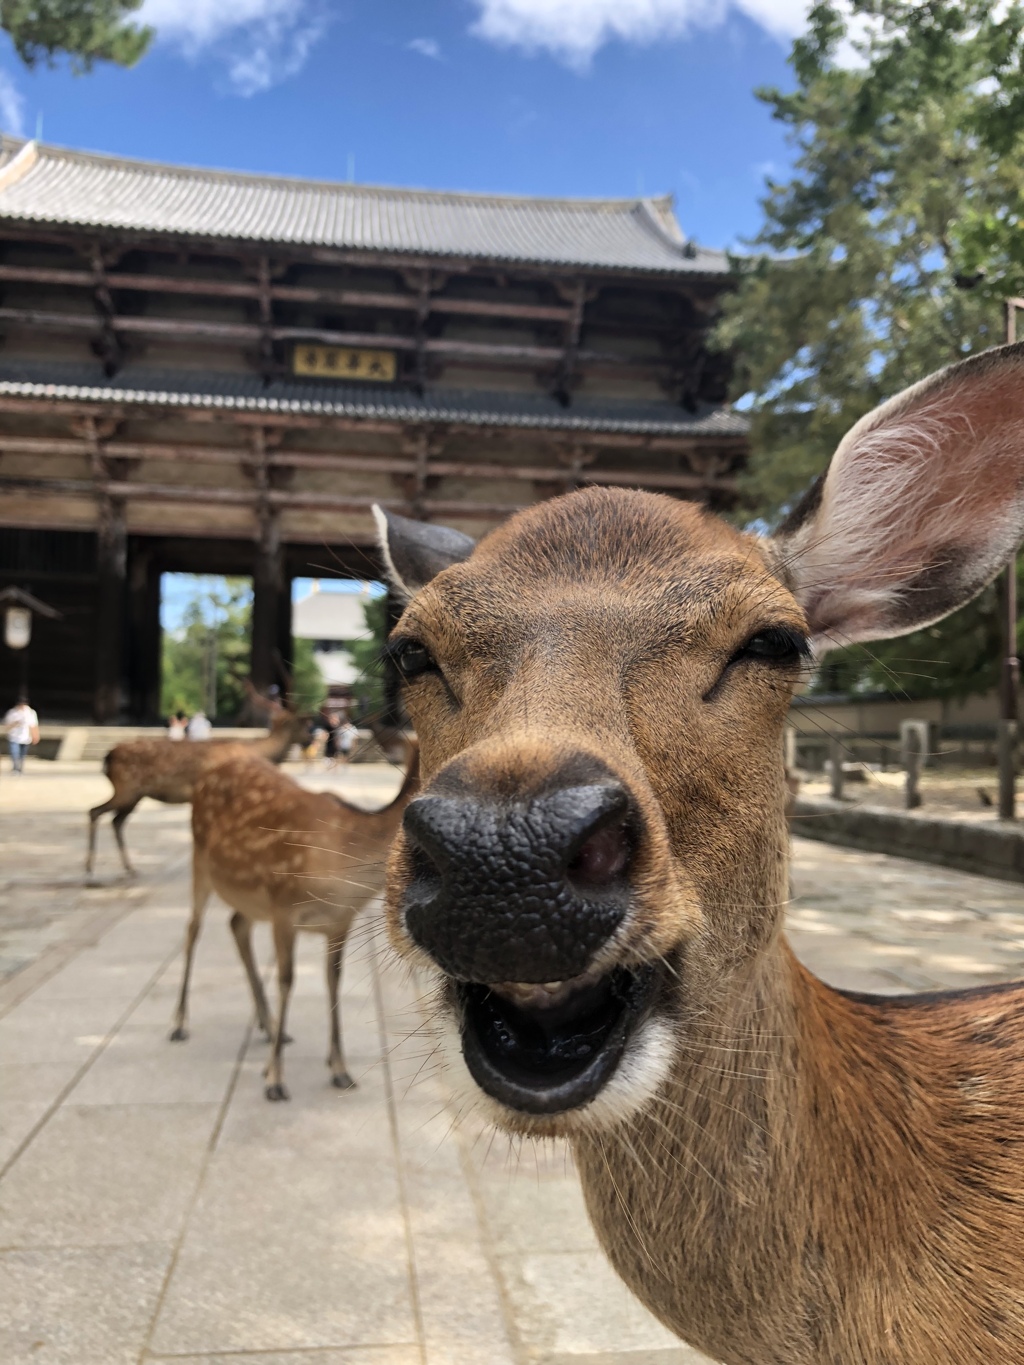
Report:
377,346,1024,1365
380,490,809,1133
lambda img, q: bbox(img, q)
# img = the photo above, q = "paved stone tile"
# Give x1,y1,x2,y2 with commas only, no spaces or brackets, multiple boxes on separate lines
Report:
502,1249,687,1361
151,1350,422,1364
148,1147,416,1356
0,1103,217,1247
71,1021,247,1106
0,995,134,1063
0,1099,54,1169
0,1243,171,1365
541,1352,715,1365
395,1099,518,1365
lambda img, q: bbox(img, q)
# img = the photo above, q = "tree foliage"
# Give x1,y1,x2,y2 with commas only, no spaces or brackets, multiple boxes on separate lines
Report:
346,593,390,724
290,636,327,715
1,0,151,72
715,0,1024,699
161,578,252,721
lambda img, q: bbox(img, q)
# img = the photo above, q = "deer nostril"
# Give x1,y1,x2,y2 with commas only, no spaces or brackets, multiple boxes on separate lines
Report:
567,817,631,889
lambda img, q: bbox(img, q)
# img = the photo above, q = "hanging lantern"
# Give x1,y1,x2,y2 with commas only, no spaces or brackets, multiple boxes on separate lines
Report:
4,606,31,650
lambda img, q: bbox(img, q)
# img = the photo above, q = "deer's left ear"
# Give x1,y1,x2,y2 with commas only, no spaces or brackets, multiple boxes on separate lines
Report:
770,342,1024,654
373,505,476,599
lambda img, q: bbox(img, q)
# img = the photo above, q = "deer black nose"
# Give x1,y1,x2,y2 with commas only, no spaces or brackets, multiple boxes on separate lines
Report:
400,783,633,982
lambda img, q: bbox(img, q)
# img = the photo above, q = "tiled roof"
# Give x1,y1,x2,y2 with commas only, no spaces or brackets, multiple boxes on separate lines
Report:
0,361,748,439
0,139,729,276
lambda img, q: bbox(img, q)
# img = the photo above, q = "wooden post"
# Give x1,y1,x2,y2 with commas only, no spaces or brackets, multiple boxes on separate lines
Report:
94,496,126,722
251,509,284,697
829,735,845,801
126,542,162,721
901,721,924,810
784,725,797,775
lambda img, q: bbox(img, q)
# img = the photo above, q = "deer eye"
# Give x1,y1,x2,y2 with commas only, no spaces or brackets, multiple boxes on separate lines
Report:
389,638,437,679
730,626,809,667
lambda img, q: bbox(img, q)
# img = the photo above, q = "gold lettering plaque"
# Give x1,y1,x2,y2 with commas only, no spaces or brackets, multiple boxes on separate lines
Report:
293,344,397,383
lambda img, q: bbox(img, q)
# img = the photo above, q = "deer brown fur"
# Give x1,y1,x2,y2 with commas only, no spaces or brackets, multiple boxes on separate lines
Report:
86,706,311,877
176,743,419,1100
374,343,1024,1365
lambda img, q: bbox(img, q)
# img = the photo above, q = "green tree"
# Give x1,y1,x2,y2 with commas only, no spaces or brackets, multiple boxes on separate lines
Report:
161,578,253,720
290,636,327,715
1,0,151,72
716,0,1024,699
347,593,390,724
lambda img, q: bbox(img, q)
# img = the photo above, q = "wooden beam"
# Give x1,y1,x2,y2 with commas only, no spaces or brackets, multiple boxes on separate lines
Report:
0,432,738,492
0,262,574,322
0,474,527,520
0,304,674,370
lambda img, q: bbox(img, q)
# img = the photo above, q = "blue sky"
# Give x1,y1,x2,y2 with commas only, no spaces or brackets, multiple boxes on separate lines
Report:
0,0,810,252
160,574,382,632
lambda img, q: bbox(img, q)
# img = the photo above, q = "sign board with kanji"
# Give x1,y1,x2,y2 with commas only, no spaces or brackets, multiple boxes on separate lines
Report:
293,345,398,383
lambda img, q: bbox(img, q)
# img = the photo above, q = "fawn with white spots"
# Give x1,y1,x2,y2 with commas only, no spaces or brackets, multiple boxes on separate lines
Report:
176,742,418,1100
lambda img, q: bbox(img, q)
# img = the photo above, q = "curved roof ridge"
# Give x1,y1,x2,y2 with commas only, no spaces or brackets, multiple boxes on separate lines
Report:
0,137,676,213
0,137,729,275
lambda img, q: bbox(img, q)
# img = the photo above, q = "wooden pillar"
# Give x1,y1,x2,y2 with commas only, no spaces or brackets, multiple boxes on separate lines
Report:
251,510,284,696
94,496,127,722
126,541,162,721
276,569,293,692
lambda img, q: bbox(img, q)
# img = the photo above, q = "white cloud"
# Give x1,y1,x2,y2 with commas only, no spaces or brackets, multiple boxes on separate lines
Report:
0,70,25,137
140,0,327,94
408,37,442,60
469,0,824,69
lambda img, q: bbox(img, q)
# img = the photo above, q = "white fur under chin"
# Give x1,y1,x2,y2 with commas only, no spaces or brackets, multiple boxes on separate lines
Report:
434,1003,677,1140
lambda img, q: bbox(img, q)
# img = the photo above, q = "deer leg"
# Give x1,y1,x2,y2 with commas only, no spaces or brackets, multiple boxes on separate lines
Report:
265,918,296,1102
326,928,356,1091
228,911,273,1037
170,850,212,1042
110,799,140,877
85,800,117,876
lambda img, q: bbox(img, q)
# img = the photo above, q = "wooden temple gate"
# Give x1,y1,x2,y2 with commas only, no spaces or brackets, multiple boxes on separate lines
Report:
0,138,747,721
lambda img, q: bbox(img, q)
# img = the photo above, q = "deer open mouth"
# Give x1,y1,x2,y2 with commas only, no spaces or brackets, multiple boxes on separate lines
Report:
454,964,659,1115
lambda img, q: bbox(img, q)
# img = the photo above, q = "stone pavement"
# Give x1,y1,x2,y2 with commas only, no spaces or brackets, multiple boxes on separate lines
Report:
2,759,1024,1365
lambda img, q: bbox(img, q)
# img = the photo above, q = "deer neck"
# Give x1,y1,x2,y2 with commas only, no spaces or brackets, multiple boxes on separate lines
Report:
251,725,292,764
573,926,1023,1365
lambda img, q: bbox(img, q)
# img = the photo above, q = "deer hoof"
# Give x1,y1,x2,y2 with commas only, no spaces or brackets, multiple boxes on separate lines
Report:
331,1072,356,1091
265,1082,290,1102
169,1026,188,1042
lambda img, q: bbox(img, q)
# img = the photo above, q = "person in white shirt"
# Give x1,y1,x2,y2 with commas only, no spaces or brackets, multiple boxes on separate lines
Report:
167,711,187,741
4,696,39,774
186,710,213,741
336,720,358,763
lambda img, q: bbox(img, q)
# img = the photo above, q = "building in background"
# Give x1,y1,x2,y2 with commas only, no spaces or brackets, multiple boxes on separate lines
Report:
292,582,376,710
0,138,747,720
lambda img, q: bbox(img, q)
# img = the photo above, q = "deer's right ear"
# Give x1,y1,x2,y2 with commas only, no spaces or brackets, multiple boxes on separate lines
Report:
770,342,1024,655
372,505,476,599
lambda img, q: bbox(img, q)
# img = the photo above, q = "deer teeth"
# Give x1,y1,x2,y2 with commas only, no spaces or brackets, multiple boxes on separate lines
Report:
491,964,605,1011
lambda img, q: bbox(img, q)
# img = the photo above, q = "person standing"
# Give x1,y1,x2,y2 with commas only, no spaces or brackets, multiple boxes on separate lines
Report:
4,695,39,774
167,711,187,740
186,710,212,741
336,719,358,764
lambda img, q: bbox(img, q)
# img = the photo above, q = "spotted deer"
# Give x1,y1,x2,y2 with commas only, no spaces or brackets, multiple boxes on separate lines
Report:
86,704,311,877
374,344,1024,1365
174,742,419,1100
